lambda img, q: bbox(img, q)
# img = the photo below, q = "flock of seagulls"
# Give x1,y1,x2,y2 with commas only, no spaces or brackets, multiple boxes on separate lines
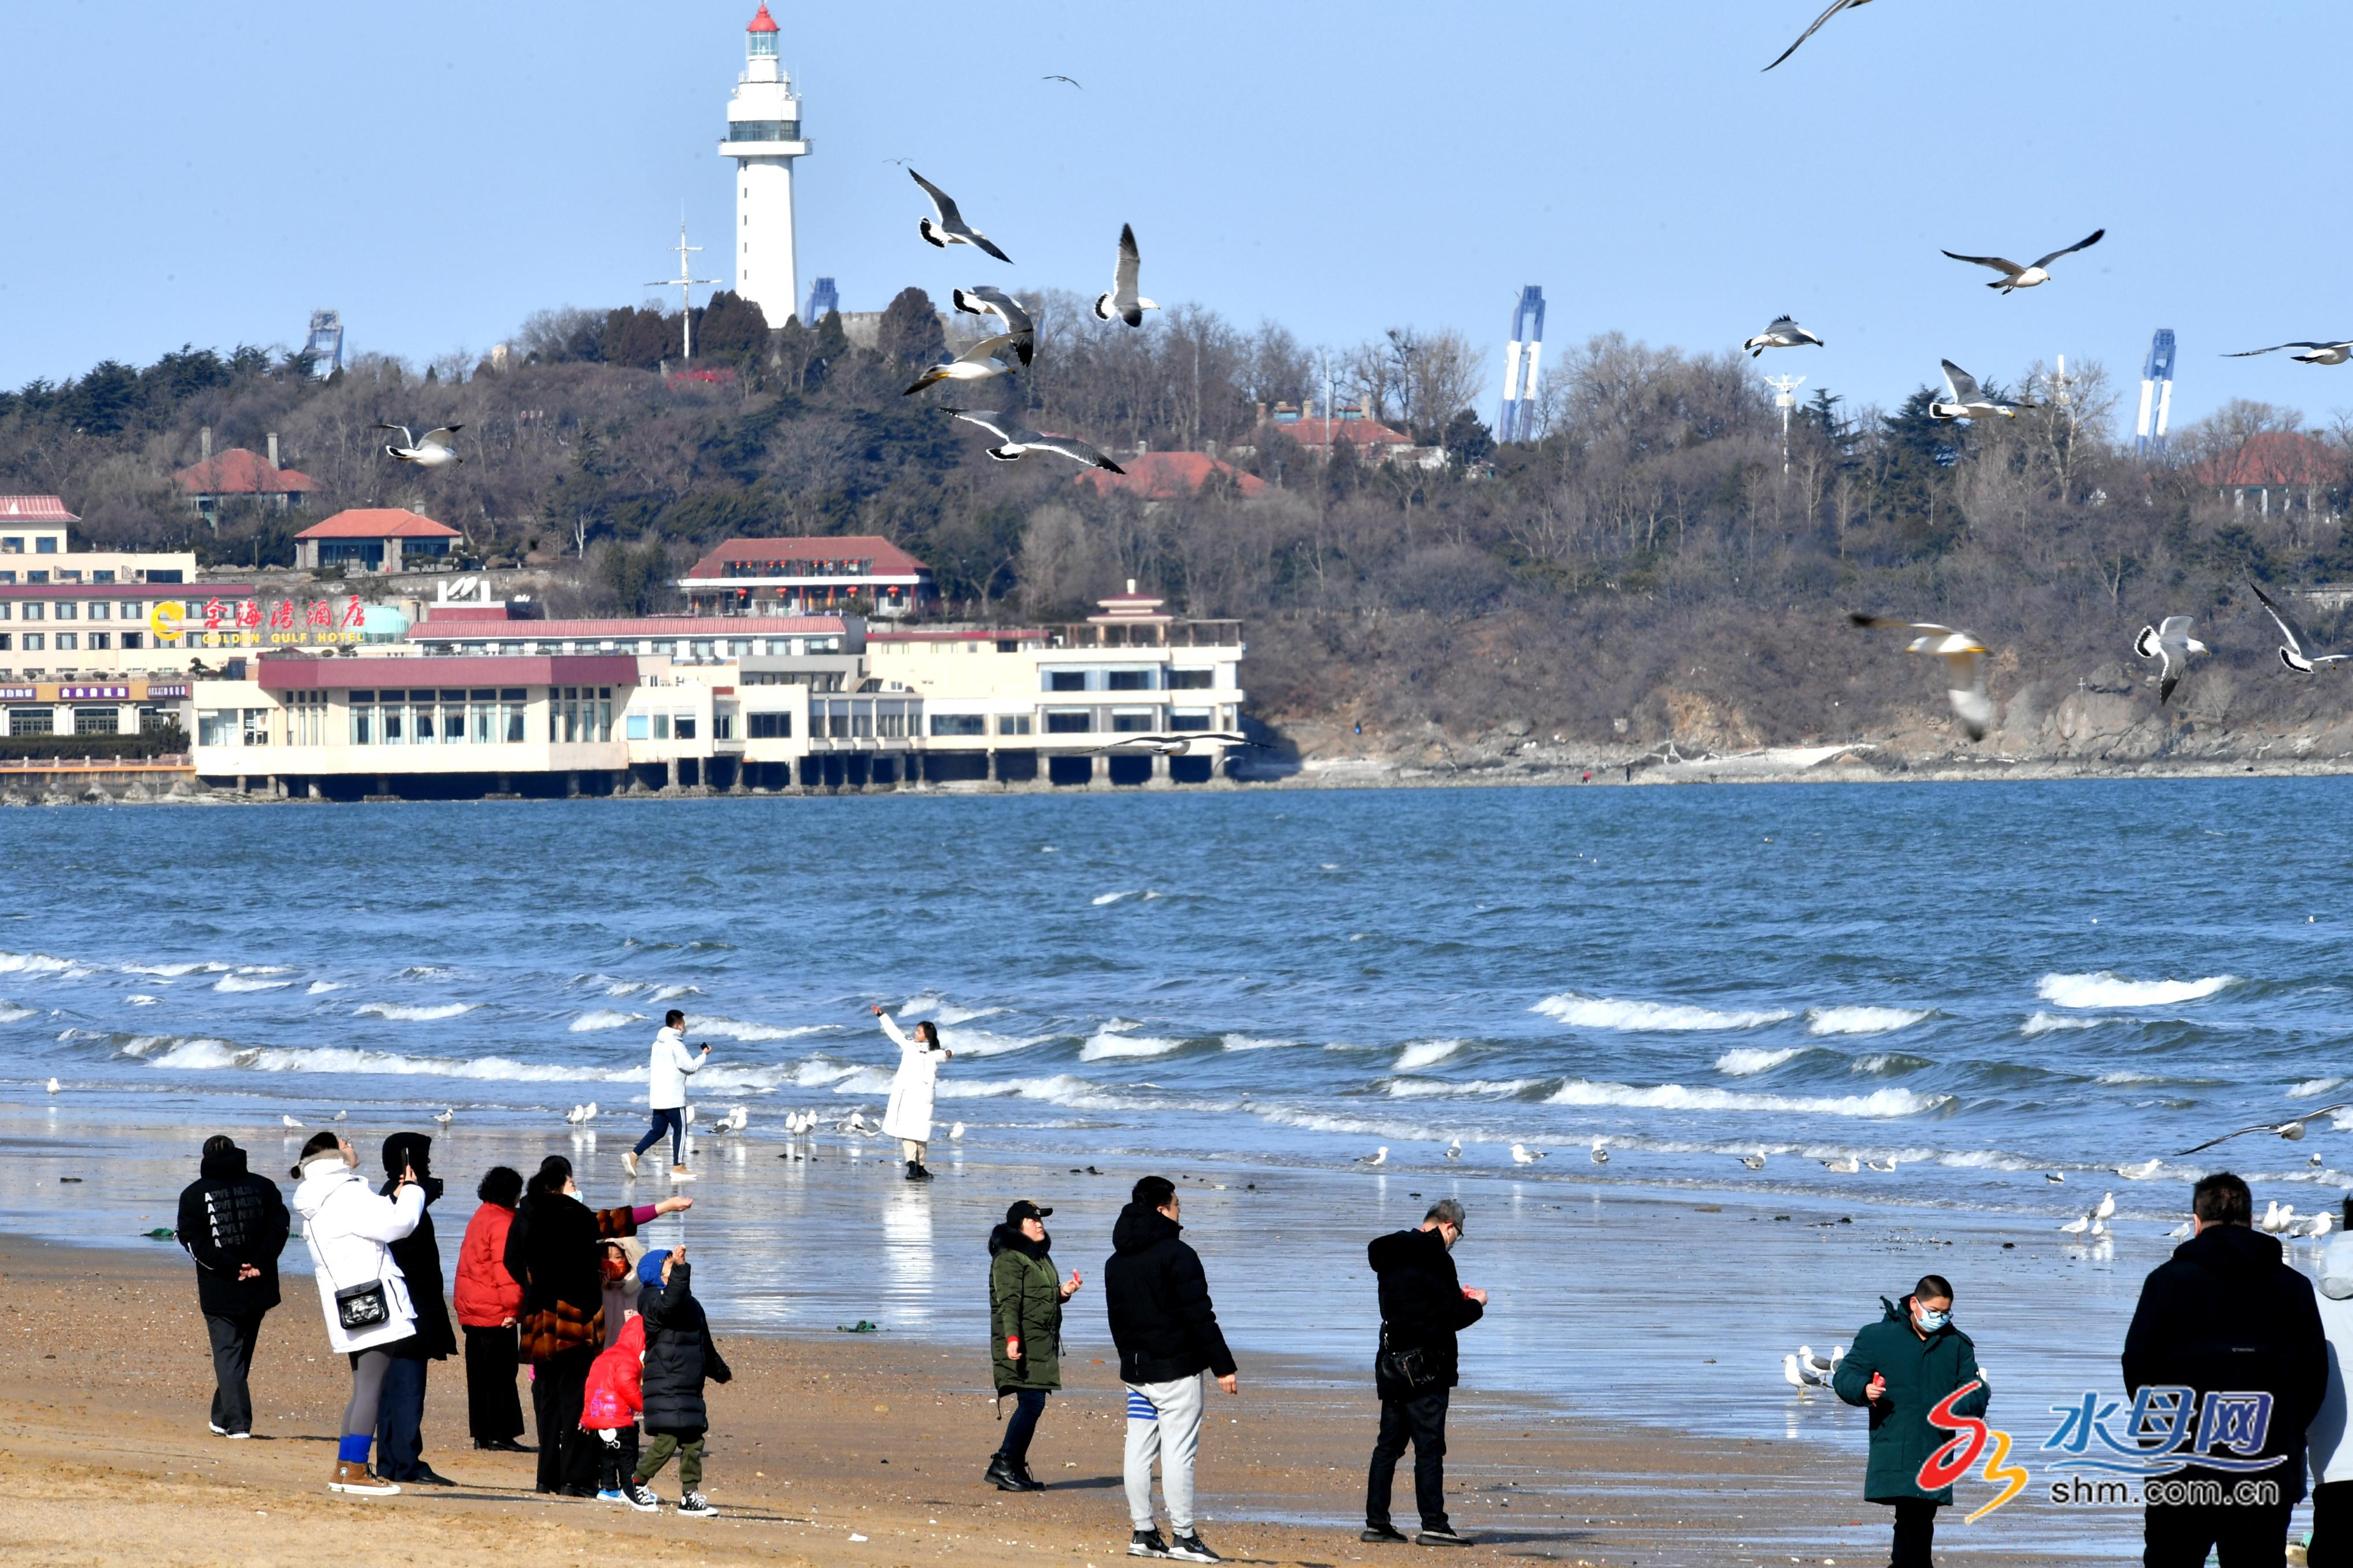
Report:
564,1101,601,1126
1782,1343,1845,1389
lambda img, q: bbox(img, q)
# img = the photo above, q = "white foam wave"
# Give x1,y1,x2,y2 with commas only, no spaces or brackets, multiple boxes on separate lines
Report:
356,1001,473,1022
2290,1078,2344,1099
604,980,644,996
2022,1011,2106,1036
1385,1077,1540,1099
1807,1006,1931,1036
124,996,160,1007
650,984,700,1003
1852,1054,1907,1074
569,1009,642,1033
132,1037,641,1083
121,961,210,977
687,1014,827,1043
239,966,294,975
937,1004,1004,1026
1081,1029,1185,1061
1544,1078,1945,1118
1219,1033,1299,1052
306,981,345,994
937,1026,1049,1057
0,952,87,977
0,1001,36,1022
1396,1039,1467,1072
2036,971,2236,1009
2097,1071,2167,1085
1715,1046,1805,1075
1092,890,1135,907
214,974,291,993
938,1074,1163,1114
1533,992,1793,1031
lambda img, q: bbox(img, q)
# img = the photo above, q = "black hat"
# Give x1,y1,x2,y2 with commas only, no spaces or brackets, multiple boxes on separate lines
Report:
1005,1199,1053,1224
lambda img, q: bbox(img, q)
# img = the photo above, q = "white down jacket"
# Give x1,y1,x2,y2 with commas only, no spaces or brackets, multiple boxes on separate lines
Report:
292,1153,427,1355
878,1012,949,1144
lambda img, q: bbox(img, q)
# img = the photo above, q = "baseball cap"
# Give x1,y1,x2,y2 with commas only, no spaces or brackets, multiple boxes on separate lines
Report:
1005,1199,1053,1224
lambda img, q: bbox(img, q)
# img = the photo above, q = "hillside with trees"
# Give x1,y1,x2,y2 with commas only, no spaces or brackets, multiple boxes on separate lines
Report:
8,286,2353,770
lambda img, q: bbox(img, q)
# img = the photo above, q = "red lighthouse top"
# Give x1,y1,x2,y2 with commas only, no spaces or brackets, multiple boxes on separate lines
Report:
746,3,778,32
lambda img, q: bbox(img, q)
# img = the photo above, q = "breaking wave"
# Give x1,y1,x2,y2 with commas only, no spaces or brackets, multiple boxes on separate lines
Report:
1545,1078,1947,1118
1714,1046,1806,1076
937,1026,1049,1057
687,1014,827,1044
356,1001,473,1022
569,1009,642,1033
306,981,344,994
1807,1006,1932,1036
1081,1028,1186,1062
1396,1039,1467,1072
1219,1033,1300,1052
0,1000,35,1023
214,974,291,993
1533,993,1793,1031
2036,972,2236,1008
2021,1011,2107,1036
122,1036,639,1083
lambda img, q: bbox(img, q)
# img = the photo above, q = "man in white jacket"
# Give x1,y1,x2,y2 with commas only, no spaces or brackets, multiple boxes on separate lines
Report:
627,1009,709,1181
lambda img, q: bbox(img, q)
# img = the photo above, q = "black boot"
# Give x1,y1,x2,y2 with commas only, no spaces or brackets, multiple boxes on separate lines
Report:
1011,1459,1046,1492
907,1161,934,1181
984,1452,1023,1491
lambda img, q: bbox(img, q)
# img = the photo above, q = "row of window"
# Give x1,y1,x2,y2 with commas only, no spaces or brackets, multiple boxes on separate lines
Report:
0,569,178,585
1,704,168,738
0,601,148,620
420,637,847,657
0,632,145,651
1041,667,1218,693
0,537,60,554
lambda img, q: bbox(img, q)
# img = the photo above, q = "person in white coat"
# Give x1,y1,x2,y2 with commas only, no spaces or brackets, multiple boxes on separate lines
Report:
2308,1221,2353,1565
627,1008,710,1181
872,1004,952,1182
290,1130,428,1496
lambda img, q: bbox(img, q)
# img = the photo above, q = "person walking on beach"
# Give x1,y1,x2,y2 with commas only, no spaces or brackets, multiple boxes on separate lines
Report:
290,1130,428,1497
505,1154,690,1496
1830,1273,1988,1568
873,1004,951,1182
176,1134,289,1440
2304,1216,2353,1567
453,1164,531,1452
1362,1198,1486,1548
628,1009,709,1180
1105,1175,1238,1563
987,1198,1083,1492
2125,1171,2324,1568
371,1131,457,1486
626,1245,733,1517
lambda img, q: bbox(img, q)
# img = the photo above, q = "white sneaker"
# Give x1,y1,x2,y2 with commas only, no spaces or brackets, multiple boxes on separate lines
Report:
623,1151,638,1178
669,1164,695,1181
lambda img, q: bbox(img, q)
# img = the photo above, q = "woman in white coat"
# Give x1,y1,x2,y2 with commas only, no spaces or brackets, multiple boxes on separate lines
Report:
290,1130,428,1496
872,1004,952,1182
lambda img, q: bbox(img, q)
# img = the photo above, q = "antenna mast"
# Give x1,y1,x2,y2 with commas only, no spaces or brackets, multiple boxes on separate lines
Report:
1764,374,1806,475
648,217,723,361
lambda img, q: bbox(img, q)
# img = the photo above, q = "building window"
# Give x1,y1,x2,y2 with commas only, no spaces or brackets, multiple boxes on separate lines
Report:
627,715,650,740
242,709,270,746
88,602,110,620
675,715,697,741
1169,710,1213,731
198,709,236,746
441,691,467,742
0,634,11,650
287,690,328,746
54,632,77,651
715,712,734,740
74,705,120,735
1044,710,1092,734
350,690,375,744
21,603,42,620
930,713,985,737
1168,668,1214,689
1107,670,1154,691
87,631,110,650
139,704,173,734
93,571,114,585
748,712,790,738
996,715,1032,735
53,602,77,620
1111,709,1157,733
120,631,144,650
20,633,42,652
8,705,54,737
35,537,56,553
0,604,9,619
1045,670,1087,692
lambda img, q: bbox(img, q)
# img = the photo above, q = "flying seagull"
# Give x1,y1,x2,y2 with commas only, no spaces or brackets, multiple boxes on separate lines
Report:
377,424,464,468
1850,615,1995,740
2226,340,2353,367
1042,74,1082,88
902,332,1023,395
1941,230,2104,294
2176,1104,2352,1157
1764,0,1873,70
945,408,1124,472
2250,581,2353,672
1744,316,1824,357
1927,360,2019,423
1094,224,1159,328
1087,731,1264,757
2046,1171,2066,1184
950,286,1035,365
2133,616,2207,704
910,170,1012,262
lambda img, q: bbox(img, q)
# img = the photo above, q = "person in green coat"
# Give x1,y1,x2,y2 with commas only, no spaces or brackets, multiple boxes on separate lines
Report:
1831,1273,1989,1568
985,1199,1082,1493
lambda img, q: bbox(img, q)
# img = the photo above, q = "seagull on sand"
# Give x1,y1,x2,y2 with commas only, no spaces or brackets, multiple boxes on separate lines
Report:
45,1077,60,1094
377,424,464,468
950,1122,965,1141
1445,1139,1462,1161
565,1103,595,1126
1511,1143,1545,1164
1763,0,1873,71
1941,230,2105,294
1743,316,1825,358
2059,1214,2090,1234
2250,581,2353,674
902,332,1024,395
950,286,1034,365
2226,339,2353,367
945,409,1124,472
1926,360,2021,423
1740,1151,1768,1170
1797,1344,1844,1383
2118,1158,2162,1181
2093,1192,2116,1221
2134,617,2208,704
1359,1147,1389,1167
1823,1155,1860,1173
1782,1353,1810,1389
1850,615,1995,740
2295,1211,2337,1240
2166,1219,2193,1240
2177,1104,2352,1156
332,1110,347,1122
1093,224,1159,328
2260,1202,2296,1236
909,171,1012,262
432,1107,454,1127
282,1115,304,1129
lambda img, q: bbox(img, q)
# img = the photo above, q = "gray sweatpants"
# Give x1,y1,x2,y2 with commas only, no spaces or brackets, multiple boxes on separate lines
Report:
1124,1374,1205,1534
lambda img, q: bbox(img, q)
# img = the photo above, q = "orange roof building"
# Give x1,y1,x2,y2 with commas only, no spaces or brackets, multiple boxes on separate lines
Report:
294,509,462,574
679,535,936,617
173,446,317,517
1076,452,1270,502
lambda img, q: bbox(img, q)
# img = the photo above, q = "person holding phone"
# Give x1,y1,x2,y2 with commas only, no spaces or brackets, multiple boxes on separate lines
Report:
1832,1274,1988,1568
873,1004,951,1182
986,1199,1082,1492
290,1130,427,1497
628,1009,709,1180
1362,1198,1486,1547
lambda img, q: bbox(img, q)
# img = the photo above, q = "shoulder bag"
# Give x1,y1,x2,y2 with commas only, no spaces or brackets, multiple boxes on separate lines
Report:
317,1184,393,1332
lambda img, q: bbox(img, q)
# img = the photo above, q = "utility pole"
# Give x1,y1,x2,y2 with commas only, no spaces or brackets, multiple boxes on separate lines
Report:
648,216,722,363
1765,374,1805,475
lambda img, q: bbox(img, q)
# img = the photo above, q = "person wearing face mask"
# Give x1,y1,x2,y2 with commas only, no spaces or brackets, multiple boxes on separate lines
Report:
289,1130,428,1497
1361,1199,1487,1548
1831,1273,1988,1568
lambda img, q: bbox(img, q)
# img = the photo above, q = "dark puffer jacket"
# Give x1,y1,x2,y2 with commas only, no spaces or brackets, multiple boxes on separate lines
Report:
377,1132,456,1362
990,1223,1064,1394
176,1144,290,1317
638,1259,732,1434
1368,1225,1484,1395
1104,1203,1235,1386
1832,1296,1991,1504
502,1190,647,1362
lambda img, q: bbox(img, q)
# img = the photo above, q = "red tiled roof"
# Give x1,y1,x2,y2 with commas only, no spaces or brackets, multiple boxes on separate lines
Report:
0,495,78,522
1076,452,1271,502
173,449,318,495
746,2,778,32
412,615,851,642
1264,416,1411,447
296,508,461,541
2192,431,2339,489
682,535,930,579
255,654,640,691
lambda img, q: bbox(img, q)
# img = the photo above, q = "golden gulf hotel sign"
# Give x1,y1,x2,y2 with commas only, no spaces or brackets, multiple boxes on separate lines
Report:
148,594,368,648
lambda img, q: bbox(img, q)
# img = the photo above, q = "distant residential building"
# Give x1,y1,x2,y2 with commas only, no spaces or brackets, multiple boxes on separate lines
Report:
1078,452,1270,502
2190,432,2341,516
679,535,936,617
0,509,224,737
294,508,463,573
174,434,317,519
1253,405,1442,469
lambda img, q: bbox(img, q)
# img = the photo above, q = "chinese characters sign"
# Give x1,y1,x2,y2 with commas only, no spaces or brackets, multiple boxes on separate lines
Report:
149,596,367,648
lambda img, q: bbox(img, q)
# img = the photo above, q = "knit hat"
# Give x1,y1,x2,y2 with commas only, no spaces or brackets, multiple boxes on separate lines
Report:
638,1247,675,1288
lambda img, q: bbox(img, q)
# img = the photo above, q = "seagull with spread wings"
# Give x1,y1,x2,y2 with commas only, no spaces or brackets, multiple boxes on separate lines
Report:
2228,340,2353,367
1042,74,1082,88
1764,0,1874,70
950,286,1035,365
378,424,464,468
1941,230,2104,294
1743,316,1824,357
2133,616,2208,704
1087,731,1263,757
902,332,1024,396
945,408,1124,472
1851,615,1995,740
909,170,1012,262
1927,360,2019,423
1093,224,1159,328
2251,581,2353,673
2176,1104,2352,1158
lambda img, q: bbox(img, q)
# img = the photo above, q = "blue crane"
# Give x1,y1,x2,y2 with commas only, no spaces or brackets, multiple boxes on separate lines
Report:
2135,328,2177,456
1498,286,1546,443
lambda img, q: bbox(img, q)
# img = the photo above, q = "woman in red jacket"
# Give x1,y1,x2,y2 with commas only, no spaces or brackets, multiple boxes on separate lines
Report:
453,1166,528,1451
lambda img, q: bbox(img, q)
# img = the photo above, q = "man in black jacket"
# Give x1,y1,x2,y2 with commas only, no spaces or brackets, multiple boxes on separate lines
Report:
176,1135,290,1439
375,1131,458,1486
2123,1171,2324,1568
1105,1176,1237,1564
1363,1199,1487,1547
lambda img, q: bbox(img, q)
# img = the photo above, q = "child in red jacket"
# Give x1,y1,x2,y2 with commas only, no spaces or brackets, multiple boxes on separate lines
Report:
582,1312,646,1501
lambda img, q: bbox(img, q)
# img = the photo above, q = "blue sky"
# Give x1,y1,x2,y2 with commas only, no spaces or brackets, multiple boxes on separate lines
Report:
6,2,2349,434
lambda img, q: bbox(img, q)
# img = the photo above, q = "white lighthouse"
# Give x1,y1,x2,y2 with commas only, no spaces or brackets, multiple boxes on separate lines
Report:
718,3,810,327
